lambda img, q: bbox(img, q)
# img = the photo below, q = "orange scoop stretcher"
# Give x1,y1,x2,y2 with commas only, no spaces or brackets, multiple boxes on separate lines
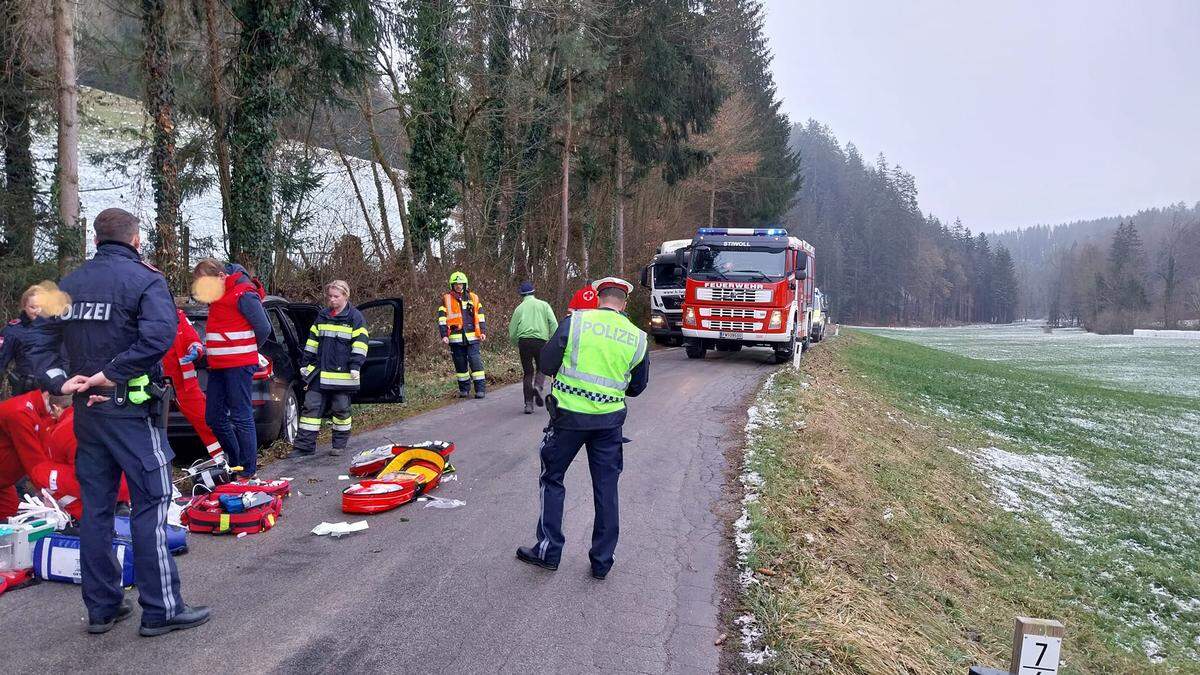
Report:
342,441,455,514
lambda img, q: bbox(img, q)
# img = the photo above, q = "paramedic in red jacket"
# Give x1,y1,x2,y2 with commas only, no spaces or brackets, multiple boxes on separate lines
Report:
192,259,271,479
25,405,131,520
163,307,223,460
0,390,69,518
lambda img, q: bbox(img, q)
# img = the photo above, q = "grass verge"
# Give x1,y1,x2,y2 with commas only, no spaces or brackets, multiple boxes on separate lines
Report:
732,331,1163,673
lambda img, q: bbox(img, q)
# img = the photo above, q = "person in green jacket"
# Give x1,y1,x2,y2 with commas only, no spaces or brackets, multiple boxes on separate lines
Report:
508,281,558,414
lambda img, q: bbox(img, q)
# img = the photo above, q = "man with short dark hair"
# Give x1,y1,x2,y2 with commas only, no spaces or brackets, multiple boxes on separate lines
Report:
516,276,649,579
30,207,210,636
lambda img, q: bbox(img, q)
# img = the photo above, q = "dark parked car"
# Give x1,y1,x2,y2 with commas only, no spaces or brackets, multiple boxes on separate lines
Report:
167,295,404,453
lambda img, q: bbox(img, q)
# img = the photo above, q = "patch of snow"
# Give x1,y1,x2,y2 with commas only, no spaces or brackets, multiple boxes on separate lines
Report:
735,614,778,665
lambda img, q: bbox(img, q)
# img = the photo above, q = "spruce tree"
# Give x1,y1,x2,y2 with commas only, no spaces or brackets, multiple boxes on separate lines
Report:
405,0,464,261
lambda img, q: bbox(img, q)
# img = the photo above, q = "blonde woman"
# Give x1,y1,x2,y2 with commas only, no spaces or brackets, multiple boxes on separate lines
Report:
292,280,368,457
1,285,48,396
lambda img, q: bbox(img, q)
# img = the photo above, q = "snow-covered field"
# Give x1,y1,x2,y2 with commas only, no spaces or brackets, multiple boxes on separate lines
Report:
862,321,1200,398
861,322,1200,663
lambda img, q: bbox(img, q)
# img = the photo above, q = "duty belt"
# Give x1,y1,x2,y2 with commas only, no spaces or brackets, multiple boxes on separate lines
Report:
551,379,624,404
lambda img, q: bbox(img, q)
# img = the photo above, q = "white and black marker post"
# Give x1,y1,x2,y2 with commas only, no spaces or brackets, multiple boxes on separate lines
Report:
968,617,1065,675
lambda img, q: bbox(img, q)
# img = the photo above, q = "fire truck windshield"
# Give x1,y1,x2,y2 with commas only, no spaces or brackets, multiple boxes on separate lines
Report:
689,246,786,280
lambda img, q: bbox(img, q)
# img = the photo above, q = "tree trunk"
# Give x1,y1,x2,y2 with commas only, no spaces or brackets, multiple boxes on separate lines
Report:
52,0,81,271
143,0,181,289
558,75,572,300
358,94,418,288
203,0,232,245
0,3,36,264
1163,255,1176,329
331,133,385,263
708,183,716,228
368,159,395,258
614,140,624,276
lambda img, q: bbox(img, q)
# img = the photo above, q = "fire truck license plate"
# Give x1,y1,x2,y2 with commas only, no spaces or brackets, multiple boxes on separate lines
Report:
718,331,743,340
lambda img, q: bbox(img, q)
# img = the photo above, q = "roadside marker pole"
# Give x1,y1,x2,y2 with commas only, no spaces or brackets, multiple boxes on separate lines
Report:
968,617,1064,675
1010,617,1064,675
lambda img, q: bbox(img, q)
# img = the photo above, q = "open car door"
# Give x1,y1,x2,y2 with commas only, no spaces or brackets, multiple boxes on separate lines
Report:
354,298,405,403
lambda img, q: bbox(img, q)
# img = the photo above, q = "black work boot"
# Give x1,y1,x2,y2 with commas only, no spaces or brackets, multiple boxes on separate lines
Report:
516,546,557,571
139,605,212,637
524,402,534,414
87,599,134,634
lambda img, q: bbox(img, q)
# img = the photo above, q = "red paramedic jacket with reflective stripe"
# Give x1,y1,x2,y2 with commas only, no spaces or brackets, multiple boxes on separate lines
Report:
164,308,203,383
205,276,264,369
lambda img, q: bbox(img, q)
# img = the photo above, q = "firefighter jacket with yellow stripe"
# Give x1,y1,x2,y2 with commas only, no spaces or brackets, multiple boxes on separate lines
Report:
438,291,486,343
550,308,648,417
301,304,369,391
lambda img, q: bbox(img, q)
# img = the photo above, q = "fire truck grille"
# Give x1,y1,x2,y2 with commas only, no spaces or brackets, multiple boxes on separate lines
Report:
696,287,773,303
704,320,758,332
708,307,760,318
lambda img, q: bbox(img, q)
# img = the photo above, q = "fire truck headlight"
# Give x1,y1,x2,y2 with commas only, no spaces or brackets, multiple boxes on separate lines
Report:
768,310,782,330
684,306,695,325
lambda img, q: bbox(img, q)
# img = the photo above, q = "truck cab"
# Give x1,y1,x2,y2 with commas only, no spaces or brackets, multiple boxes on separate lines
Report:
678,227,815,364
640,247,688,345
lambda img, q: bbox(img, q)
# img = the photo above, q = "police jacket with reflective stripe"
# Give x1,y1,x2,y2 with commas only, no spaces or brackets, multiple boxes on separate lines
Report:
28,242,177,418
301,304,368,391
539,309,650,430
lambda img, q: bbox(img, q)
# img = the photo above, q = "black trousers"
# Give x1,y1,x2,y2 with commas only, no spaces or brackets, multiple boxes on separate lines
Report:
517,338,546,404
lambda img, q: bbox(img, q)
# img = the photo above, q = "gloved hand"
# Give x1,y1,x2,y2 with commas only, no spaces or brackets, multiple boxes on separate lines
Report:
257,353,269,369
179,343,202,365
350,370,360,381
301,364,315,379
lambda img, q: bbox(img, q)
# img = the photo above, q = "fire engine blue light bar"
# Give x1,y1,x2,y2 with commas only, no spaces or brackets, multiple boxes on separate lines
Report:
697,227,787,236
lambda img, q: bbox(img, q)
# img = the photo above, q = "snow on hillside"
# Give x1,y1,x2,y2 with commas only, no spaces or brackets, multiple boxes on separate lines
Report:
36,88,406,260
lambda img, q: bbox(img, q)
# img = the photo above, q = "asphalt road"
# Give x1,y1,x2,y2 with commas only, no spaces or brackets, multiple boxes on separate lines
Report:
1,347,773,673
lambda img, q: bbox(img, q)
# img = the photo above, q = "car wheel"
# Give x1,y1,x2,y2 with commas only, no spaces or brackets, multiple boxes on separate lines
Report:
280,386,299,444
685,343,706,359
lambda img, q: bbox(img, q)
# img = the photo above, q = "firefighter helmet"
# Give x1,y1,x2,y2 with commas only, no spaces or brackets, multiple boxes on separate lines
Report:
448,271,469,288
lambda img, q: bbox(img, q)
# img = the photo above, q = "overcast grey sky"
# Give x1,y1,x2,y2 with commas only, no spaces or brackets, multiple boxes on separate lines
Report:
762,0,1200,233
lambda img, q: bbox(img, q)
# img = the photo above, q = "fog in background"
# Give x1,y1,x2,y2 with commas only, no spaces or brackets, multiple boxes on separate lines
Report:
763,0,1200,232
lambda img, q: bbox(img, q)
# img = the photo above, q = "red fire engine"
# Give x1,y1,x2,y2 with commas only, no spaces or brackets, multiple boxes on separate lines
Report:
677,227,815,364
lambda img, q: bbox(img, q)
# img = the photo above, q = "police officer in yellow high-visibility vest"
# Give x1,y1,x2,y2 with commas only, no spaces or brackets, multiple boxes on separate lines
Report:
516,277,649,580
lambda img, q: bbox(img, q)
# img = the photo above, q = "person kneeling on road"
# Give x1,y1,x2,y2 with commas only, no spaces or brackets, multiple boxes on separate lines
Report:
516,277,649,580
292,280,368,458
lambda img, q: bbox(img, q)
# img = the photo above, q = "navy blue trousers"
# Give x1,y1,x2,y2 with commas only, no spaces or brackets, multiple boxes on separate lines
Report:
205,365,258,474
449,341,485,394
74,410,183,623
533,424,624,573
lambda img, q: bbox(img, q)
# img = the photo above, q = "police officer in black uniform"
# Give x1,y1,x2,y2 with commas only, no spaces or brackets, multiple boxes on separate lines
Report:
30,208,210,636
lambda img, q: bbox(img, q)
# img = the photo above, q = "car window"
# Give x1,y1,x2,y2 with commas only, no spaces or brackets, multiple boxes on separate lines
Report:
267,309,286,344
360,304,393,340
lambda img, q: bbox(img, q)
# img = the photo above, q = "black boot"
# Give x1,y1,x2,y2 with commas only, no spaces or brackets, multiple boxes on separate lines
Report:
524,402,534,414
87,599,134,634
139,605,212,637
516,546,557,571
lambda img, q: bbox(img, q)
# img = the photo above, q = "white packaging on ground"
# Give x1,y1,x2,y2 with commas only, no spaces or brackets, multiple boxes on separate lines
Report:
311,521,370,537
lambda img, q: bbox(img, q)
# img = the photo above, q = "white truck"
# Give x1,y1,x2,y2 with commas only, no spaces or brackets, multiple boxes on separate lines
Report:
639,239,691,345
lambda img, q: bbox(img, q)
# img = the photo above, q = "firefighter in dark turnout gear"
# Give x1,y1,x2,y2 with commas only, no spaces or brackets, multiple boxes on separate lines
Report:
0,285,52,397
438,271,488,398
292,280,368,457
516,277,649,580
29,208,210,636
